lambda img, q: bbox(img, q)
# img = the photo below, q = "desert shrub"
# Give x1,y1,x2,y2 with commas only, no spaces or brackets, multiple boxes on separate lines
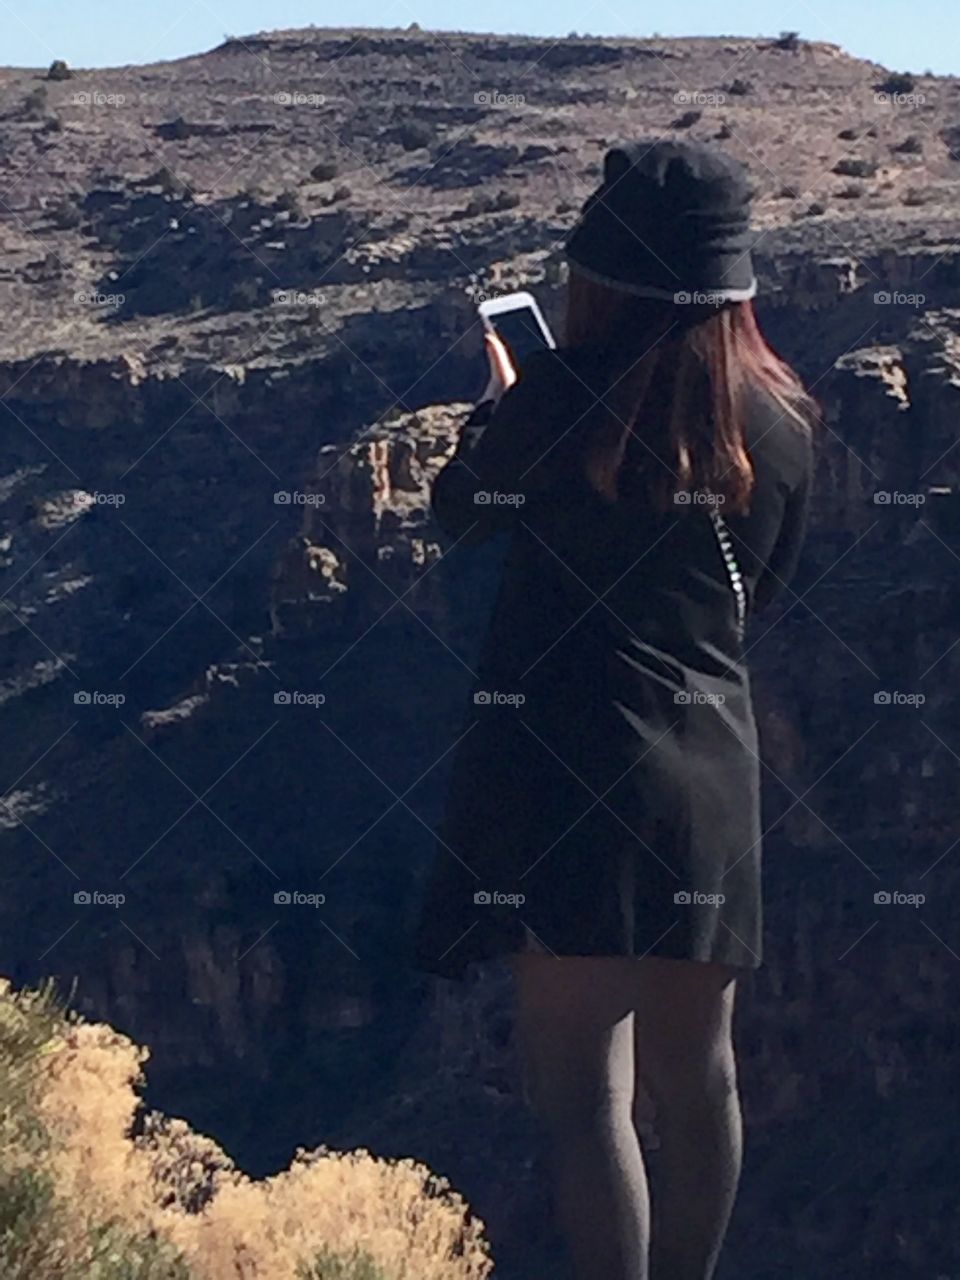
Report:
463,190,520,217
310,161,338,182
776,184,802,199
774,30,802,51
892,135,923,154
807,201,827,215
902,187,931,205
837,128,858,141
833,157,877,178
398,121,433,151
0,978,493,1280
877,72,915,95
728,78,754,96
297,1245,389,1279
23,87,50,121
49,199,82,229
714,123,732,139
672,109,701,129
835,183,864,199
274,187,304,216
47,59,73,80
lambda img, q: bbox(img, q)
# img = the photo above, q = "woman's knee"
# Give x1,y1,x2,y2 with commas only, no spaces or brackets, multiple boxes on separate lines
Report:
525,1057,635,1136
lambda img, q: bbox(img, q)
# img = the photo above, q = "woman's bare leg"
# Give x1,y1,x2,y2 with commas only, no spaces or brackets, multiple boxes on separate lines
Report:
629,956,742,1280
510,954,651,1280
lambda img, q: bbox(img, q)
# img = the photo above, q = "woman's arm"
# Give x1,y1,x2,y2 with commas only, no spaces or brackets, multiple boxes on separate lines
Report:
430,350,557,544
752,442,813,613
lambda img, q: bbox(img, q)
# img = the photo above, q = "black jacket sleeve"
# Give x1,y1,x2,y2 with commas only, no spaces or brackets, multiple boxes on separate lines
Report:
752,441,814,613
430,354,558,545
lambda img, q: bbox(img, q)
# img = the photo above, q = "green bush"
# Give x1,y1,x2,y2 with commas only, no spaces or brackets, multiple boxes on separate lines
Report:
398,121,433,151
877,72,915,95
297,1246,389,1280
47,59,73,80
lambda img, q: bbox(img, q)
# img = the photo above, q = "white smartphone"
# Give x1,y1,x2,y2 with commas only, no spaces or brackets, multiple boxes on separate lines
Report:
478,290,555,375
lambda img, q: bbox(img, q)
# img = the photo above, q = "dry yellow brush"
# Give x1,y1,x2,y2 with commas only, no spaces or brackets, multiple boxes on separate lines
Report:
0,978,493,1280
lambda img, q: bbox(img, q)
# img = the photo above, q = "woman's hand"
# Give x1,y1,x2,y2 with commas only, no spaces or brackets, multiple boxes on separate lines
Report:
480,329,518,406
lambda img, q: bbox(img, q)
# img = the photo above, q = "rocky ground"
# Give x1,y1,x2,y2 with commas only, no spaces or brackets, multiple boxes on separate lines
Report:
2,25,960,1280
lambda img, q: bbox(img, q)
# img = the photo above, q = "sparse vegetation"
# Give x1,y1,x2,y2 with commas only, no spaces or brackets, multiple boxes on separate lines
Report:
397,121,434,151
902,187,931,206
672,109,702,129
310,161,339,182
46,59,73,81
0,977,493,1280
48,199,83,229
892,135,923,154
715,123,732,139
297,1247,388,1280
23,86,49,120
835,183,864,199
727,78,755,96
877,72,916,95
838,128,859,141
463,190,521,217
774,31,802,51
833,157,878,178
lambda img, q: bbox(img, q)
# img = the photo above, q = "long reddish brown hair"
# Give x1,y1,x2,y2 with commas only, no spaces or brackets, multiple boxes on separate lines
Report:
565,266,819,515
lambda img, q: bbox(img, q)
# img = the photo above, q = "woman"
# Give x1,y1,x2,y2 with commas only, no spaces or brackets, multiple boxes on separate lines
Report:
412,139,817,1280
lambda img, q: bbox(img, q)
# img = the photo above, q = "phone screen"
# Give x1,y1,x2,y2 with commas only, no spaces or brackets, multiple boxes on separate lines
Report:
488,306,552,371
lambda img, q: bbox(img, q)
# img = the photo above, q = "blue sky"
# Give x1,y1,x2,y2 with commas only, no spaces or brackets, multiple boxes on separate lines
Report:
2,0,956,74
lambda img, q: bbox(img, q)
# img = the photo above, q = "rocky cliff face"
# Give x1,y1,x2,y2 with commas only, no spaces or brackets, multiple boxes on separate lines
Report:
3,25,960,1280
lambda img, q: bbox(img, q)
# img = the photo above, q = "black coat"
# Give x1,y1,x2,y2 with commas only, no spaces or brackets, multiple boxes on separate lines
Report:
412,342,813,980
